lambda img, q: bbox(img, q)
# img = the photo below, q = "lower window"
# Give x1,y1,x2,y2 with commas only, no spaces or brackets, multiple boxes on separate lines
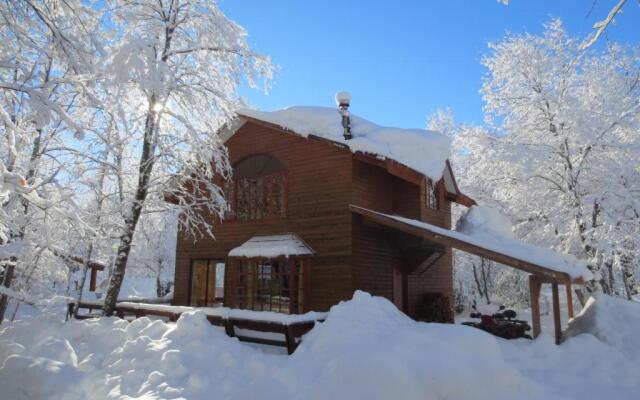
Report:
190,259,225,307
236,259,304,313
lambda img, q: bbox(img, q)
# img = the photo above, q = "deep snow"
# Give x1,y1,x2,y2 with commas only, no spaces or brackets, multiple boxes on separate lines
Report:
0,291,638,400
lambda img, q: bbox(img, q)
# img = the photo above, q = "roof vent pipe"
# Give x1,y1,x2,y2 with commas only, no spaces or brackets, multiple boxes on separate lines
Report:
335,91,352,140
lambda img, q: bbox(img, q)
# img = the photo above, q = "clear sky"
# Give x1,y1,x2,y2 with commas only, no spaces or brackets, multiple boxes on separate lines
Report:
220,1,640,129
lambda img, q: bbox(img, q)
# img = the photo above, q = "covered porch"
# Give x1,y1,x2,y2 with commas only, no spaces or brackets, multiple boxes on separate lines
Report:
350,205,588,344
224,233,314,314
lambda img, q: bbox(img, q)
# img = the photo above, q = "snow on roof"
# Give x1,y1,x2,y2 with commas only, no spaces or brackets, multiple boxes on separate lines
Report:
228,233,315,258
238,106,451,182
351,206,592,281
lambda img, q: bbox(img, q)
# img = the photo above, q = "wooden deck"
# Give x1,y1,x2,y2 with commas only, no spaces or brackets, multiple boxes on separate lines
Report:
68,301,322,354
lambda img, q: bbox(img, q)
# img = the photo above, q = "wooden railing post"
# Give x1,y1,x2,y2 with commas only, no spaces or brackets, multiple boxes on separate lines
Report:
225,319,235,337
551,282,562,345
566,283,574,319
285,325,296,355
529,275,542,338
66,303,74,321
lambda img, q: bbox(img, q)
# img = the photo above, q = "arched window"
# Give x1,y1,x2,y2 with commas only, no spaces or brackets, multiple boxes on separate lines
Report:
225,154,287,220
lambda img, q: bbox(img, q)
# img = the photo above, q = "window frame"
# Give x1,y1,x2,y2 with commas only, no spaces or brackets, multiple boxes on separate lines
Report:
223,155,288,223
425,178,439,210
234,257,308,314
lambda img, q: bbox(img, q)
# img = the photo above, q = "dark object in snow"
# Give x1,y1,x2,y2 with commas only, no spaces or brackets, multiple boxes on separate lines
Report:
415,293,454,323
462,306,532,340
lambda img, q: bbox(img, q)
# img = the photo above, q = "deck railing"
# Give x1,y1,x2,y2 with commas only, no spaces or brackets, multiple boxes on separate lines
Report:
67,301,321,354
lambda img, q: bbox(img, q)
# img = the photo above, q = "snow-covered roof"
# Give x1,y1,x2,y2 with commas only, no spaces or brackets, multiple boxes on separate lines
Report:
350,205,592,281
228,233,315,258
237,106,451,182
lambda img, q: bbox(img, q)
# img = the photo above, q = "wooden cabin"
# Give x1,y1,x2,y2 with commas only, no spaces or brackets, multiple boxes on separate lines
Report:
171,97,474,321
171,97,589,343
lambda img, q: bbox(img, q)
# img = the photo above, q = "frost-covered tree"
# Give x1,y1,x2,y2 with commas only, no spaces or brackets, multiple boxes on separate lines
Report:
97,0,272,315
0,0,100,322
449,20,640,301
2,0,272,319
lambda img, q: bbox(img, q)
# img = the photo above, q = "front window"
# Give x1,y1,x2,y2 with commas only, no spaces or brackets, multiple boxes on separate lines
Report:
225,154,287,221
190,259,225,307
236,259,304,313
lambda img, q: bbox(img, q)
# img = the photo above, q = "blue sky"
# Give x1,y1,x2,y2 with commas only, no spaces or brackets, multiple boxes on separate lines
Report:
220,1,640,129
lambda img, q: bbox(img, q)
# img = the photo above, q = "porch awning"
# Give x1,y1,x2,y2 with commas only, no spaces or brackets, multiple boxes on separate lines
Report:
350,205,591,284
228,233,315,259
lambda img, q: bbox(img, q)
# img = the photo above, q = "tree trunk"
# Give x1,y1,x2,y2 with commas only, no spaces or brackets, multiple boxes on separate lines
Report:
0,261,16,323
620,251,636,300
472,263,484,300
102,100,160,316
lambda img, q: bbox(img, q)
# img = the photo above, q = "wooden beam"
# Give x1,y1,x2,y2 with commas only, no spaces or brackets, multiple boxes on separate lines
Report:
566,282,574,319
385,159,423,185
48,246,106,271
552,282,562,345
411,251,444,275
529,275,542,339
350,205,574,284
89,268,98,292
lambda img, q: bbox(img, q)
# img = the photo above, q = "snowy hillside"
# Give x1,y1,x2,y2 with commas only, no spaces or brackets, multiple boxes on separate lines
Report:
1,291,639,400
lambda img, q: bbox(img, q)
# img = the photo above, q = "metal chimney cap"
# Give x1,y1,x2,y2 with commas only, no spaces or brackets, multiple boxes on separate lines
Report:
335,91,352,107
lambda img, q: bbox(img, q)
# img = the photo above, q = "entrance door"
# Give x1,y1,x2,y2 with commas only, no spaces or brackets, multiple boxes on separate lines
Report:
190,259,224,306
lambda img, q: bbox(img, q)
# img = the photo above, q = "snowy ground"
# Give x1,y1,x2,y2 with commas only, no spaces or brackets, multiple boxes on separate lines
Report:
0,291,638,400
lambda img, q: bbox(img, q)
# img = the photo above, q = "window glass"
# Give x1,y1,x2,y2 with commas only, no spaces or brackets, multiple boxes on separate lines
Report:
236,259,302,313
426,179,439,210
216,262,225,300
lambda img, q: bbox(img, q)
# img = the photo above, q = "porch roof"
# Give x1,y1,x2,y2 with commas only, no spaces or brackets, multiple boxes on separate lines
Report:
350,205,591,284
228,233,315,259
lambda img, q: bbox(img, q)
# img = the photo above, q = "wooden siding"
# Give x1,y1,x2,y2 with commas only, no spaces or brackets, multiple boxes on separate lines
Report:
351,158,453,318
406,178,453,316
174,120,453,319
174,121,353,312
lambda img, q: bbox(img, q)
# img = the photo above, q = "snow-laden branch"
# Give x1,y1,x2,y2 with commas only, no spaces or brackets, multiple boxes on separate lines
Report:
580,0,627,50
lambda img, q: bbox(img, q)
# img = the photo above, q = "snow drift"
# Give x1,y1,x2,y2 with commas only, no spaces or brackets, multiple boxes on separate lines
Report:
565,293,640,362
456,204,514,239
1,292,639,399
0,291,548,400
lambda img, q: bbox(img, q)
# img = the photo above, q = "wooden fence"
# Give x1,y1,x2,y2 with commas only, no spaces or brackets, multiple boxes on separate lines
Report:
67,301,321,354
